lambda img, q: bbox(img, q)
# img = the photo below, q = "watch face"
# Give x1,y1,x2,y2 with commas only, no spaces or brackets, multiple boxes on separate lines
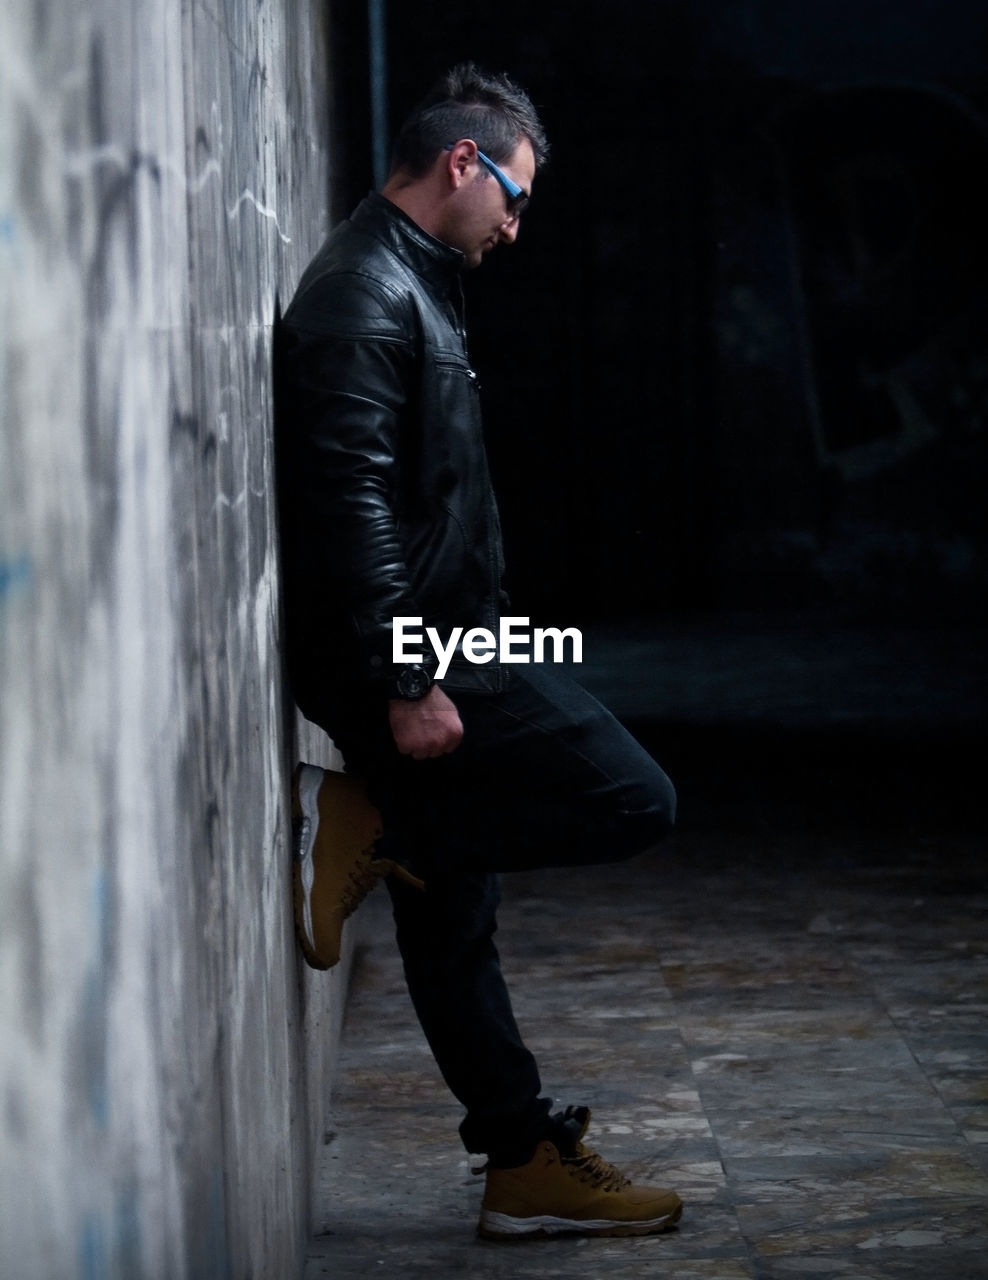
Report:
397,665,431,699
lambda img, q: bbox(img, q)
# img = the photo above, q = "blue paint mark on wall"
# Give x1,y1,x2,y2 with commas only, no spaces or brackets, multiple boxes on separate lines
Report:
0,554,32,599
0,211,22,277
78,1211,107,1280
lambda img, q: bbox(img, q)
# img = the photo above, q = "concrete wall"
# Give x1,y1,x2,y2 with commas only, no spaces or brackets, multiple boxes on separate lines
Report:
0,3,348,1277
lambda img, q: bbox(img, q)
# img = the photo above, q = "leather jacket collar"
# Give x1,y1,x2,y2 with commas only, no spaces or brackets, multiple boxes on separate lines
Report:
350,192,465,296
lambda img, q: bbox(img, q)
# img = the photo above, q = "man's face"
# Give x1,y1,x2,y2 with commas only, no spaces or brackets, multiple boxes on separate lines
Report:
444,138,536,269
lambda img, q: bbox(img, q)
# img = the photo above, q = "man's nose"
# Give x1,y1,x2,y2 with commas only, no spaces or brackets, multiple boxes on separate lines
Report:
498,215,520,243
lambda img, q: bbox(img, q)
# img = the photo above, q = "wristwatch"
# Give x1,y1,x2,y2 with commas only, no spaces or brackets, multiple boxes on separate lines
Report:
392,664,433,701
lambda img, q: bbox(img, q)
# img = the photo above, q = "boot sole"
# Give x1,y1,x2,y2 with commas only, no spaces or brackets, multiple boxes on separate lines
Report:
292,764,326,966
477,1202,683,1240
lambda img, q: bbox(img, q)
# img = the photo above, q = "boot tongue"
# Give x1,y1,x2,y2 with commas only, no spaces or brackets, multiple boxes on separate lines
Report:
549,1104,591,1156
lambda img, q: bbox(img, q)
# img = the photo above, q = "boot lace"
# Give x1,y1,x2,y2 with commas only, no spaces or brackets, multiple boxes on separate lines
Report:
561,1146,632,1193
341,853,424,915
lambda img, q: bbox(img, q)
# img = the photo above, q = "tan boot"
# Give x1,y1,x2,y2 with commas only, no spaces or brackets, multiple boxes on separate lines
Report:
478,1110,682,1240
291,763,423,969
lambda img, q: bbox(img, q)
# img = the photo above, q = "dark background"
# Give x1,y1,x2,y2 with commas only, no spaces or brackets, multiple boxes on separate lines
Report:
326,0,986,833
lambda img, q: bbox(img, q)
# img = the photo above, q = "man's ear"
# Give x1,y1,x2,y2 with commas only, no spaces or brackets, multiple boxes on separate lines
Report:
445,139,477,190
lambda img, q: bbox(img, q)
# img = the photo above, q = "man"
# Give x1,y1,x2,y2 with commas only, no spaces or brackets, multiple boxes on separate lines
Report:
276,63,682,1240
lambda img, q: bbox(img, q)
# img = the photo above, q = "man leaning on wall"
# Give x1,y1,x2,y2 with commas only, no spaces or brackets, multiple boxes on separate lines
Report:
275,63,683,1241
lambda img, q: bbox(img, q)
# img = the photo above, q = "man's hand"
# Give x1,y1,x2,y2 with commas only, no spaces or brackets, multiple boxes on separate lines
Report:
389,685,464,759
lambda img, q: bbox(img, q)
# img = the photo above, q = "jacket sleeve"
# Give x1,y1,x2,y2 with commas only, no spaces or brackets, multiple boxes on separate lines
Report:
278,272,432,691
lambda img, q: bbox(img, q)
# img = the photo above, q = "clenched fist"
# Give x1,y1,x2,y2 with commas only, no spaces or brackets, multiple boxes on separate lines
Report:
389,685,464,759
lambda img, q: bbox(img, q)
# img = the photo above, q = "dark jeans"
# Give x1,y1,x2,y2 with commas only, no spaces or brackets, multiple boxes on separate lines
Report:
308,663,676,1158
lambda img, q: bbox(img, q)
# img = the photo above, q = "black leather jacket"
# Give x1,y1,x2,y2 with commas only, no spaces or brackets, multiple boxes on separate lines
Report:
276,193,509,715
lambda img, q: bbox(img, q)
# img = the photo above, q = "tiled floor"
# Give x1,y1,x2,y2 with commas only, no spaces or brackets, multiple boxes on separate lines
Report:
304,656,987,1278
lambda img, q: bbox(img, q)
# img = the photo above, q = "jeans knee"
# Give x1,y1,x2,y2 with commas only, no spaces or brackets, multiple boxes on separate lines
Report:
653,768,677,832
620,768,676,854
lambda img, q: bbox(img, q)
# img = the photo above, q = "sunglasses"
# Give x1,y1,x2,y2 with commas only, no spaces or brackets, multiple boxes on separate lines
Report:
444,142,530,219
